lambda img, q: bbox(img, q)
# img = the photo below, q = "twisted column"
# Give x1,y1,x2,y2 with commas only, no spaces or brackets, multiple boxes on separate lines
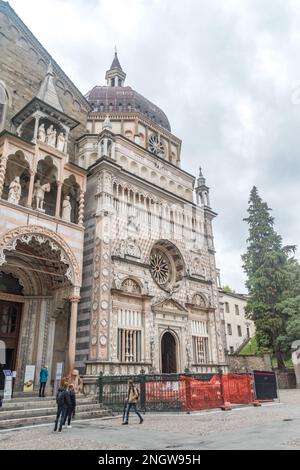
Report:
0,155,8,198
78,190,85,226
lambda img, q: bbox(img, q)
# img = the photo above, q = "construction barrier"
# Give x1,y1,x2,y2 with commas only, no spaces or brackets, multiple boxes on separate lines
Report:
180,373,257,411
222,373,254,404
98,371,265,412
180,374,223,411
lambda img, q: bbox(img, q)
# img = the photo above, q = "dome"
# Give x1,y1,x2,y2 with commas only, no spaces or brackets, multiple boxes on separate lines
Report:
86,85,171,132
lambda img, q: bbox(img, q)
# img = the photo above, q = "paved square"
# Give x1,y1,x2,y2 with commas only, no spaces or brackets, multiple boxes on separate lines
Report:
0,390,299,450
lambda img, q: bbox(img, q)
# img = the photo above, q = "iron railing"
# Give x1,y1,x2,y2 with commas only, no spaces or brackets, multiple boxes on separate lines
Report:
97,369,219,413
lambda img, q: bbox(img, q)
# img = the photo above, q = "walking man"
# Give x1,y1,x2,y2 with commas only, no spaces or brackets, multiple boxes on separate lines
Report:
39,365,48,397
63,384,76,428
53,382,71,433
122,379,143,425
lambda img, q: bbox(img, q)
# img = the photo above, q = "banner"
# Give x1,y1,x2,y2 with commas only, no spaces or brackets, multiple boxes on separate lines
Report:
54,362,64,395
0,340,5,364
23,365,35,392
3,369,12,401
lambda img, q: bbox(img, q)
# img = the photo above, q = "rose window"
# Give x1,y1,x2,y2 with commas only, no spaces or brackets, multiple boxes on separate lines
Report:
150,250,171,287
148,134,165,158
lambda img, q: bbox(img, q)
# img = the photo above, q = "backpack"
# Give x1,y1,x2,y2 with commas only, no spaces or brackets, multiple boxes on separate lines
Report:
56,389,65,407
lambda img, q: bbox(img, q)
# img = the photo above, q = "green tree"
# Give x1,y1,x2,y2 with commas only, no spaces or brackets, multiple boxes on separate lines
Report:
277,258,300,353
242,186,290,369
222,285,236,294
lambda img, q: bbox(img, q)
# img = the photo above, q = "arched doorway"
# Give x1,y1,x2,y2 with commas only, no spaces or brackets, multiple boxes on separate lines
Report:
161,331,177,373
0,226,81,391
0,273,23,390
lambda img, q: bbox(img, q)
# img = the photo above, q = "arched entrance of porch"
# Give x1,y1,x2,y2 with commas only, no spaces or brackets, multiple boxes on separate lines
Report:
0,226,81,393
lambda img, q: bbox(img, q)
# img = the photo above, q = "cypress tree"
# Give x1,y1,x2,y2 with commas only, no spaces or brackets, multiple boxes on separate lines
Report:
242,186,289,369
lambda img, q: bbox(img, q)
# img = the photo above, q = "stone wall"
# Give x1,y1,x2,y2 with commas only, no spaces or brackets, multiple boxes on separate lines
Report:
227,354,272,373
274,368,296,389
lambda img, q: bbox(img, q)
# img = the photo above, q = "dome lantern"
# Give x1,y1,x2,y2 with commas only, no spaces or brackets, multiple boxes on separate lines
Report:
105,49,126,87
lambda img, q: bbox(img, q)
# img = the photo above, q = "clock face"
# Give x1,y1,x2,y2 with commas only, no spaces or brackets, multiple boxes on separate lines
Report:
148,134,165,158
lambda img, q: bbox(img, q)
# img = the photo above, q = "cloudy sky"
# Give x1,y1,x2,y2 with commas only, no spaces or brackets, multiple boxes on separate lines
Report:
9,0,300,292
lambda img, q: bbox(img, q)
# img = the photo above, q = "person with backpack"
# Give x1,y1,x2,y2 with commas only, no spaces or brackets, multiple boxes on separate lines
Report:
62,384,76,428
39,365,48,397
53,382,71,433
122,379,143,425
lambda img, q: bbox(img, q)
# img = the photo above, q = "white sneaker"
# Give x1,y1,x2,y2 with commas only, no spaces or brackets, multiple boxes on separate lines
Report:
67,425,72,428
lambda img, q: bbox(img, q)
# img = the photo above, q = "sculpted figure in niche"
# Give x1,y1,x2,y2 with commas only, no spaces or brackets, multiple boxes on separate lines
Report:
46,125,54,145
8,176,21,204
125,237,141,258
57,132,66,152
51,128,57,147
38,123,46,142
61,195,72,222
33,179,50,211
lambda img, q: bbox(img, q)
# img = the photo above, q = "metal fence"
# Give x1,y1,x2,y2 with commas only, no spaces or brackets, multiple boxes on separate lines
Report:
97,370,261,413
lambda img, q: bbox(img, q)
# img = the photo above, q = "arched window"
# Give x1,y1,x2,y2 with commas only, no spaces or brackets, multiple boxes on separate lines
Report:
0,81,10,131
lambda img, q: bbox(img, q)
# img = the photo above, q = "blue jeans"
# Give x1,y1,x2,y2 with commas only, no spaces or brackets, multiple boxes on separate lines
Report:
124,402,143,423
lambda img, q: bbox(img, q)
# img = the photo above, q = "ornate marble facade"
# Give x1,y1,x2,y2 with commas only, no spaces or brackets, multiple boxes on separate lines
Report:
76,55,227,388
0,2,227,395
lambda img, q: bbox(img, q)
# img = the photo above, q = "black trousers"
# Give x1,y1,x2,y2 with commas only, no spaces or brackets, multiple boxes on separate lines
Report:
63,407,75,426
39,382,46,397
124,402,143,423
54,406,68,432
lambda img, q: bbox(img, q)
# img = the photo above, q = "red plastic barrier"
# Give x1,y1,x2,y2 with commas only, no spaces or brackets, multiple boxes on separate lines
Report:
180,375,223,411
180,374,254,411
146,380,182,402
222,374,254,404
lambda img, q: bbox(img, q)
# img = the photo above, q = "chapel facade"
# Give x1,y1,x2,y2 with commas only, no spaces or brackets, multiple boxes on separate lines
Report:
0,1,226,395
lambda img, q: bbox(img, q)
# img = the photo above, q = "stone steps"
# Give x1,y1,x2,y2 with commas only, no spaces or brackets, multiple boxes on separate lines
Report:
0,396,112,430
0,409,110,430
0,403,101,420
2,396,97,410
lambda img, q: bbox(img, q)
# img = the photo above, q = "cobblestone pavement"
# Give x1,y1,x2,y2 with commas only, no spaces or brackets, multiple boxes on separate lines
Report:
0,389,299,450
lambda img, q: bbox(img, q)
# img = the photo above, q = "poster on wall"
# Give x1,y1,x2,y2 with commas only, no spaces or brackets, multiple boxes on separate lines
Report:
3,370,12,401
23,365,36,392
53,362,64,395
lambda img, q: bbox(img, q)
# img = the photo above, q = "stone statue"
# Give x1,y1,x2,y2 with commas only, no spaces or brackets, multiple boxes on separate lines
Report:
33,179,50,211
291,340,300,388
61,195,72,222
125,237,141,258
8,176,21,204
46,125,54,145
56,132,66,152
38,123,46,142
51,128,57,147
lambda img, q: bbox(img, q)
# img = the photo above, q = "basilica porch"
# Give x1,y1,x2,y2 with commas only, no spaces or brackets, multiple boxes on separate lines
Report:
0,225,81,393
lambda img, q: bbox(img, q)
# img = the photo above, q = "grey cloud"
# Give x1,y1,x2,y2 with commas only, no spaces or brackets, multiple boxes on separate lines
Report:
9,0,300,291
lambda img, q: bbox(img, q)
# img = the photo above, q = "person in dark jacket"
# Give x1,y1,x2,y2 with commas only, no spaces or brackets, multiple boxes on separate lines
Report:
63,384,76,428
53,383,71,433
39,365,48,397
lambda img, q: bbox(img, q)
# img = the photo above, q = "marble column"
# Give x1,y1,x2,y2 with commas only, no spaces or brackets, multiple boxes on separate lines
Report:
78,190,85,226
68,296,80,374
55,181,62,218
27,170,35,208
32,115,40,143
0,139,9,198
